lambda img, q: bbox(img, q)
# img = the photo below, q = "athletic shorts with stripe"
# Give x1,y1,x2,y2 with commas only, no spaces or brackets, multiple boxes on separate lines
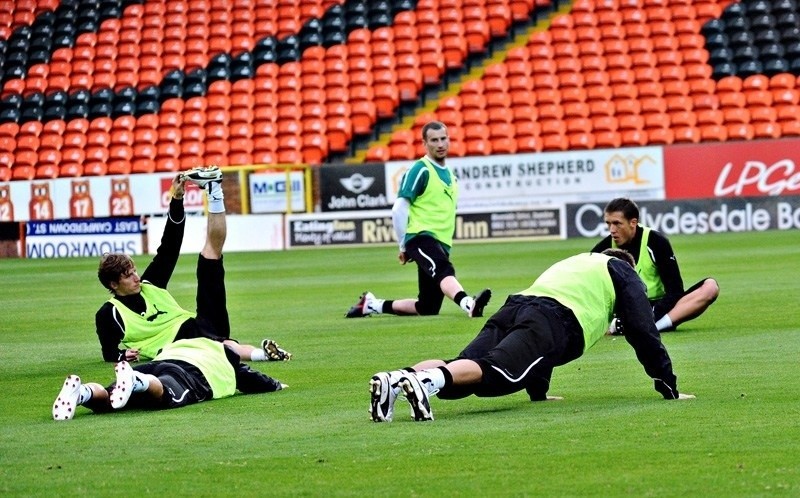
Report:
438,295,584,401
404,234,457,315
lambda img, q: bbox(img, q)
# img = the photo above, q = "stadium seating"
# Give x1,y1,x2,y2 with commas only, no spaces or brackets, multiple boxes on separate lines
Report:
377,0,800,158
2,0,800,176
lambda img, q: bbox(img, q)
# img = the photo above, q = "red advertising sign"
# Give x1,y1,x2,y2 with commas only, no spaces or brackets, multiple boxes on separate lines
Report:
159,176,205,210
664,138,800,199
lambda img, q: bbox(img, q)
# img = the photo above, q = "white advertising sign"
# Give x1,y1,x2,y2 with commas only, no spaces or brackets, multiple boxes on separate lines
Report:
24,217,144,258
249,171,306,213
385,147,665,209
147,214,284,254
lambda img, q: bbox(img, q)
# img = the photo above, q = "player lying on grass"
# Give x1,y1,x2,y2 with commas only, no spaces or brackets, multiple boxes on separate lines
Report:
53,338,286,420
368,249,695,423
95,168,291,363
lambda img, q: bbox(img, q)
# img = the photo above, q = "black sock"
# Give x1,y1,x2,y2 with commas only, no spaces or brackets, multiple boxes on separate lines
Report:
453,291,467,305
437,366,453,389
383,300,396,314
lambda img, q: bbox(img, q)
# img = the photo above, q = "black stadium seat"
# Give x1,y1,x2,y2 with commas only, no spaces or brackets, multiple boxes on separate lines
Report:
90,88,114,119
136,86,160,115
368,1,393,28
729,30,755,49
764,57,790,75
231,52,254,80
0,94,22,122
44,91,68,120
701,18,726,37
20,93,44,121
772,0,798,14
705,32,730,50
183,69,207,99
733,44,759,63
300,18,324,50
322,4,346,45
254,37,277,65
99,0,122,17
755,28,780,47
277,35,300,64
66,90,90,120
709,46,734,65
113,87,137,117
208,53,232,80
712,61,737,79
737,59,764,78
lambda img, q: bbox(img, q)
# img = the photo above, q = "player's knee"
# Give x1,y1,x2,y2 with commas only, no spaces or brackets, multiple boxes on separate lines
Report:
703,279,720,302
436,267,456,284
415,300,442,316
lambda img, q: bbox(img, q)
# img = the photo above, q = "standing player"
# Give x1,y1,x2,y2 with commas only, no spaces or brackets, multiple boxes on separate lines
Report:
368,250,694,423
591,198,719,333
95,167,291,363
345,121,491,319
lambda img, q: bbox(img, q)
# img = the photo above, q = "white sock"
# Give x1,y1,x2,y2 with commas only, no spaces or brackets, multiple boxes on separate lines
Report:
388,369,409,395
78,385,93,405
367,296,385,314
250,349,267,361
459,296,474,314
656,315,674,331
417,368,446,394
207,182,225,213
132,373,150,393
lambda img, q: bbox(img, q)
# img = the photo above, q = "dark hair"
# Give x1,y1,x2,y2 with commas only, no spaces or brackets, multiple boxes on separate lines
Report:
601,248,635,268
604,197,639,221
98,253,134,291
421,121,447,141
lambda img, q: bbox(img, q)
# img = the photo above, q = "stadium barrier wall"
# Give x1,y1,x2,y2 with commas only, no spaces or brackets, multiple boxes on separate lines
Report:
3,137,799,258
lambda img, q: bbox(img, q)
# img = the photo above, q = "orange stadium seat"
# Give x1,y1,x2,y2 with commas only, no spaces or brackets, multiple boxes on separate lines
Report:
690,78,716,97
465,138,491,156
568,132,596,150
593,129,621,149
781,119,800,137
699,124,728,142
727,123,755,141
620,129,648,146
541,134,567,151
366,144,390,162
693,94,720,111
723,107,750,124
516,135,542,152
777,104,800,124
696,109,724,126
750,106,778,124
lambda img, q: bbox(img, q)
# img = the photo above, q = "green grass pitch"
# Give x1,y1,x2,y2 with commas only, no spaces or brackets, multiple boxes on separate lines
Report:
1,230,799,496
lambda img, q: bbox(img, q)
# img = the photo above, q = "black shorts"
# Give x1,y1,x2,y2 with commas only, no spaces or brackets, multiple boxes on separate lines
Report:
92,360,212,412
131,360,212,409
439,295,583,400
405,235,457,315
